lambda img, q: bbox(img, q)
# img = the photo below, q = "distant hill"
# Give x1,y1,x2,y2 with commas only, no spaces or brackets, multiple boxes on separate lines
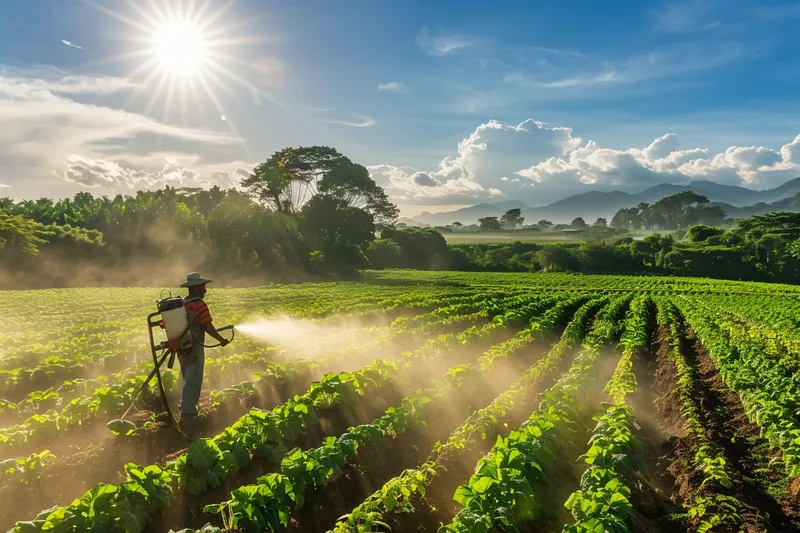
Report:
413,200,529,227
396,217,426,227
712,192,800,219
410,178,800,225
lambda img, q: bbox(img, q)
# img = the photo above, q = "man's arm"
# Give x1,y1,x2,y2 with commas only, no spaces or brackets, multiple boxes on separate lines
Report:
203,320,228,345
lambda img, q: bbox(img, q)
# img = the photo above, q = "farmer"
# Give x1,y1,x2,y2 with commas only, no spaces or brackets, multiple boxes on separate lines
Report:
179,272,229,424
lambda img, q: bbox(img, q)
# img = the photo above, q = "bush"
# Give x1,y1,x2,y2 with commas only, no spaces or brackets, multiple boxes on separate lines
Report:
365,239,402,269
381,227,448,269
537,245,576,272
576,243,637,273
685,225,725,243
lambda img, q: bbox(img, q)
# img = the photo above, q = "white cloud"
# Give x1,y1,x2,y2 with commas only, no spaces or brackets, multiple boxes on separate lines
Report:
319,112,377,128
415,27,478,56
372,118,800,207
0,66,138,96
0,65,244,197
0,183,10,188
377,81,405,93
412,172,437,186
518,131,800,189
504,42,745,90
369,119,581,205
653,0,719,32
61,40,85,50
57,155,252,192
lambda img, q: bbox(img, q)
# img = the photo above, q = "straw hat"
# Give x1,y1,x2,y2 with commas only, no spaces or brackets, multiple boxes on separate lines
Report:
180,272,213,288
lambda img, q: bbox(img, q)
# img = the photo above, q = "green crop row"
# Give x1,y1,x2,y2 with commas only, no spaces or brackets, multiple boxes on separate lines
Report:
194,309,560,533
0,296,524,494
0,290,519,454
654,299,742,532
675,297,800,478
561,296,651,533
13,293,547,533
326,294,603,533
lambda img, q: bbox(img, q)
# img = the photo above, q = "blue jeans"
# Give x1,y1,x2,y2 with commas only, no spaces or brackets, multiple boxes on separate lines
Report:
178,329,205,415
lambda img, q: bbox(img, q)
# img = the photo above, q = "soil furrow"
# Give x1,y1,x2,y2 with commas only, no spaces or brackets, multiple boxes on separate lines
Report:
652,324,800,533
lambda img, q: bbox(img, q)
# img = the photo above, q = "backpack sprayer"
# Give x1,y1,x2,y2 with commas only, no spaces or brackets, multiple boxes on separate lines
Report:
111,293,235,438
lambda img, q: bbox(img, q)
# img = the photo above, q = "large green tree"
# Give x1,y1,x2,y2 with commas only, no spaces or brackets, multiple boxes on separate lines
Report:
478,216,502,231
499,208,525,229
242,146,398,225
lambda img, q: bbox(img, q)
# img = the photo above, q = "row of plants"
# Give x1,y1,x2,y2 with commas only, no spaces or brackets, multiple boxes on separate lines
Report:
12,295,549,532
675,297,800,478
329,294,620,533
195,308,567,533
439,295,644,533
0,293,535,494
1,287,526,423
560,296,651,533
692,295,800,373
0,290,524,455
0,287,491,415
0,294,532,492
654,299,742,532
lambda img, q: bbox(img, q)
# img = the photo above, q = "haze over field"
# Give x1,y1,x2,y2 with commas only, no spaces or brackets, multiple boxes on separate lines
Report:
3,0,800,217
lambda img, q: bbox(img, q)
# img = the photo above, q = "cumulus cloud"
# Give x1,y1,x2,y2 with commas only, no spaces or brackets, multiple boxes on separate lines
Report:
371,118,800,207
518,132,800,189
413,173,438,186
377,81,405,93
57,155,252,192
369,119,581,205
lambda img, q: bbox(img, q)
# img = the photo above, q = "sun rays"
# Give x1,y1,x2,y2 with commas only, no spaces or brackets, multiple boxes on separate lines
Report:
81,0,276,141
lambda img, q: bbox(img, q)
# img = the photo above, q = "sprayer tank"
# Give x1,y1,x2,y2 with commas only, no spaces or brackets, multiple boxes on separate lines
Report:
157,297,192,350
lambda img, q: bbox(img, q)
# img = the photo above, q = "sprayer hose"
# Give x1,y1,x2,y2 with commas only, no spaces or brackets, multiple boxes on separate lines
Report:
190,325,235,348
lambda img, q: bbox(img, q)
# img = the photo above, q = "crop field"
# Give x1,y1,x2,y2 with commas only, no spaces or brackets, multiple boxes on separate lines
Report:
2,270,800,533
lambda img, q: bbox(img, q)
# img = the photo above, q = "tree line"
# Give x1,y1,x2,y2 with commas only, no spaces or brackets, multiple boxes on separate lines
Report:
0,146,425,287
447,212,800,283
610,191,727,230
428,191,727,235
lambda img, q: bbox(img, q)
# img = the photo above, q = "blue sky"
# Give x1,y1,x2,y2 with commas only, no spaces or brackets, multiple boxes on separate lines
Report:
3,0,800,215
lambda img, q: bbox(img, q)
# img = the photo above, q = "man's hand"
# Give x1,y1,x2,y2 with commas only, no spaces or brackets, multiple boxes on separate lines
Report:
219,338,230,347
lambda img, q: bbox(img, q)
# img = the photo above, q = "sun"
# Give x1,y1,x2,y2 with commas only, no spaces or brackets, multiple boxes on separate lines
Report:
154,20,207,75
83,0,275,131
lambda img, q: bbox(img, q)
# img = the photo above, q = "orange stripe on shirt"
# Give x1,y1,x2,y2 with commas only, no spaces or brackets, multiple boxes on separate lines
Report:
185,301,213,325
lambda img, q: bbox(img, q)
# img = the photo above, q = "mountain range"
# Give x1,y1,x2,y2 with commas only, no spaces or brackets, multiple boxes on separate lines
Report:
409,178,800,226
